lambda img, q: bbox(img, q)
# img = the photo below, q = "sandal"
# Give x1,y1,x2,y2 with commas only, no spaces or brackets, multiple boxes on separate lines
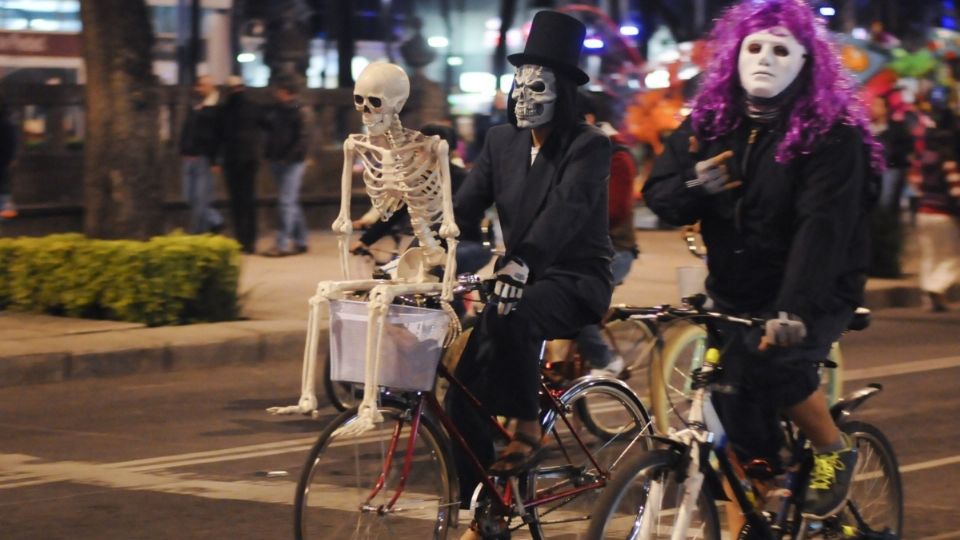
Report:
488,431,545,477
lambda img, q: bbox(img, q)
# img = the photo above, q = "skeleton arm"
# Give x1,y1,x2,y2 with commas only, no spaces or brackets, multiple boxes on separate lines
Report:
436,139,460,301
332,138,356,279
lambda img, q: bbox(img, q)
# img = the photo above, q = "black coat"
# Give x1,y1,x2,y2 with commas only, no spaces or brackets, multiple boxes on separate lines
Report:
219,90,261,162
262,101,312,163
455,122,614,319
643,117,877,322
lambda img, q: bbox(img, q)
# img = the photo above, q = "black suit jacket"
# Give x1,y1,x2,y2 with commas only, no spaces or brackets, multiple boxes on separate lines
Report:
455,122,614,318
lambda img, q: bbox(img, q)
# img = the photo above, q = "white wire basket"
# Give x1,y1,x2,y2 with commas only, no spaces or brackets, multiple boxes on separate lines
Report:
328,299,451,392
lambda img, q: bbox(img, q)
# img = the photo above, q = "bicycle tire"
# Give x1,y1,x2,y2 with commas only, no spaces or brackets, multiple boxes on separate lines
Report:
294,402,458,540
828,420,903,538
526,379,654,538
649,322,708,433
585,449,722,540
322,348,360,412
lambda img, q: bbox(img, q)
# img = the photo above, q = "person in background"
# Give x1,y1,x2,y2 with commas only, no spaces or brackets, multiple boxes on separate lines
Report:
219,75,261,254
260,75,312,257
0,95,17,221
180,74,224,234
575,91,639,376
910,128,960,312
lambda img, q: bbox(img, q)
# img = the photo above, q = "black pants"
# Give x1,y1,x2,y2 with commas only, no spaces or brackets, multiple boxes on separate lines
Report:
445,274,603,506
224,158,259,253
711,306,854,464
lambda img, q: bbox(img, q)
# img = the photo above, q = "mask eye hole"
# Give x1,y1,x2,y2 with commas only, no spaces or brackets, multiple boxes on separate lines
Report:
529,81,546,92
369,97,382,108
354,94,364,105
747,42,762,54
773,45,790,57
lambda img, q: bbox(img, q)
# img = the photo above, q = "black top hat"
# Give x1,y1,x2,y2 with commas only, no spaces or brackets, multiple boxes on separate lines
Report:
508,10,589,86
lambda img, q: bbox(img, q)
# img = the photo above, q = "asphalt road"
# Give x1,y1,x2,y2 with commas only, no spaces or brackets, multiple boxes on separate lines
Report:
0,306,958,540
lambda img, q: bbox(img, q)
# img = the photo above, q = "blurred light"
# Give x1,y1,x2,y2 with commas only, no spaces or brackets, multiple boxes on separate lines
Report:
485,18,501,30
679,66,700,80
942,17,958,30
852,27,868,40
588,84,603,91
351,57,370,81
644,69,671,89
237,53,256,63
29,19,59,31
658,49,681,63
427,36,449,48
680,107,692,116
627,79,641,89
446,56,464,66
819,6,836,16
584,38,604,49
499,74,514,93
620,25,640,36
460,72,497,94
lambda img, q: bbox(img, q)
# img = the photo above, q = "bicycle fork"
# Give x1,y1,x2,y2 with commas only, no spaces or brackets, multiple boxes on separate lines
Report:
362,399,425,514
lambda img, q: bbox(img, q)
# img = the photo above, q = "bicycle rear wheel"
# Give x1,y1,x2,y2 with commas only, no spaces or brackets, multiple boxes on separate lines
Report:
825,420,902,538
527,379,653,538
294,403,458,540
649,323,707,433
586,449,721,540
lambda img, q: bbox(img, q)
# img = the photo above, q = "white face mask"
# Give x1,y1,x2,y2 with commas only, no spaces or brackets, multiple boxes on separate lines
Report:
511,65,557,128
737,27,807,99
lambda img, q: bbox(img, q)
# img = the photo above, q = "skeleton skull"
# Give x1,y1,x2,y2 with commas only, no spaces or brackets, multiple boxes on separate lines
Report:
511,64,557,128
354,62,410,136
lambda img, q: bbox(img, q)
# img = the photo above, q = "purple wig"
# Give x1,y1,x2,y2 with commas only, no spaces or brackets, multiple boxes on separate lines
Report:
690,0,884,172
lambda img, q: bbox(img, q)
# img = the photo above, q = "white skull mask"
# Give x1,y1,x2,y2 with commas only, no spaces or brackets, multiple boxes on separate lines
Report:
353,62,410,136
511,65,557,128
737,27,807,99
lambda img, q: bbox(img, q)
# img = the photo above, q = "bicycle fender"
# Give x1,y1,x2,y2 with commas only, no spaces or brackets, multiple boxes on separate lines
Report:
830,383,883,423
542,376,652,433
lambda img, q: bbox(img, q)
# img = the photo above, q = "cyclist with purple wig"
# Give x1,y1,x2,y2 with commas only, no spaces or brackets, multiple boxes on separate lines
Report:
643,0,883,522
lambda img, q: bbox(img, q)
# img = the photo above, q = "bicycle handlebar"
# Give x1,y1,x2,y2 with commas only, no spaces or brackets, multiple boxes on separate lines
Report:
608,294,765,328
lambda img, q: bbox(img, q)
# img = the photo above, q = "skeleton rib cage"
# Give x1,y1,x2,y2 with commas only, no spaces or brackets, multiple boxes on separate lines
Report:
350,131,446,256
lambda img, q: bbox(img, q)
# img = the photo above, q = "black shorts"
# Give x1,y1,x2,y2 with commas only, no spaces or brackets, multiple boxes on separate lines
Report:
711,306,854,463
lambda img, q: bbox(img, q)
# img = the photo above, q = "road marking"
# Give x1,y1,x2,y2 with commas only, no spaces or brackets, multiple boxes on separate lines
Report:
920,531,960,540
845,354,960,382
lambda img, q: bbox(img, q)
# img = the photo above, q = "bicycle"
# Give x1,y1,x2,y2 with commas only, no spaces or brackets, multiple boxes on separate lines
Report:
294,274,656,539
587,295,902,540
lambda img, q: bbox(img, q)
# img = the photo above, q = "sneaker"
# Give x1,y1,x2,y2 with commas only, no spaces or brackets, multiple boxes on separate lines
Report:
803,434,858,519
590,355,625,378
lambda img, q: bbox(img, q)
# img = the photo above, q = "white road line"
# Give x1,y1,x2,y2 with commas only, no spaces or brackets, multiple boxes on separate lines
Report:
845,355,960,382
920,531,960,540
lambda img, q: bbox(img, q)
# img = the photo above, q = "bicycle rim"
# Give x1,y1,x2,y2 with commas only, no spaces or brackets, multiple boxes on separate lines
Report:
827,421,903,538
650,323,707,433
529,381,653,537
603,318,656,380
586,450,721,540
294,405,456,540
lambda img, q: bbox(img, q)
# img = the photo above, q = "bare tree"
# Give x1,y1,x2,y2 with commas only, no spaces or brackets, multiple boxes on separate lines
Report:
79,0,163,239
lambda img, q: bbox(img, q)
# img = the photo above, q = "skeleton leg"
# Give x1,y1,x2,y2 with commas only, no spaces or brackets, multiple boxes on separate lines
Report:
267,279,384,416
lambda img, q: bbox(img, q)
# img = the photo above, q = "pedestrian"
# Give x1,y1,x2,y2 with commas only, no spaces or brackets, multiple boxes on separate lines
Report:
643,0,882,523
260,76,311,257
219,75,261,254
447,11,613,526
0,95,17,221
911,128,960,312
179,74,224,234
575,91,639,377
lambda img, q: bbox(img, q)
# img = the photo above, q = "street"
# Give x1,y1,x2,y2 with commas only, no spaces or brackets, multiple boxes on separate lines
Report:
1,306,958,539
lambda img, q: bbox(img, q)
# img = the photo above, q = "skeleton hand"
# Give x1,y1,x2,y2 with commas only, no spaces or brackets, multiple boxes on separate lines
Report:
493,256,529,316
686,150,741,194
760,312,807,350
331,214,352,235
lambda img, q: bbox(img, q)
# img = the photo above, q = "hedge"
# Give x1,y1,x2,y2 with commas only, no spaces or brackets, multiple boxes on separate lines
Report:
0,233,241,326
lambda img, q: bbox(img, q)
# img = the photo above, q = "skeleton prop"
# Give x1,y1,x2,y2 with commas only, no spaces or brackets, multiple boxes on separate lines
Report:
268,62,460,436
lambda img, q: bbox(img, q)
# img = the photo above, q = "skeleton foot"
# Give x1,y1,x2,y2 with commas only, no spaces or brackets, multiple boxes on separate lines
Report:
332,399,383,437
266,393,318,416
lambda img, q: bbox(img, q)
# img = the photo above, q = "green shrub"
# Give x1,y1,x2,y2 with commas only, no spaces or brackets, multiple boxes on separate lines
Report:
0,233,241,326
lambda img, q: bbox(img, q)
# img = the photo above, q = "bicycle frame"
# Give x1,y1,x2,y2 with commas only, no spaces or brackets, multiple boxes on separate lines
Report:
361,360,626,520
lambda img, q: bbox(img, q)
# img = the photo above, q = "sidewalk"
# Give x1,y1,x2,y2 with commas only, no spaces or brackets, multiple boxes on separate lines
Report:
0,229,940,388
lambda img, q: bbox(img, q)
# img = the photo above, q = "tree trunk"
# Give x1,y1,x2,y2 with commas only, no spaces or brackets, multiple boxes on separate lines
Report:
80,0,163,239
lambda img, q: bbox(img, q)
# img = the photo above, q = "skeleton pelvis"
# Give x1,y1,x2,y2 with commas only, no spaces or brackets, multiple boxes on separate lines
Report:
396,248,441,282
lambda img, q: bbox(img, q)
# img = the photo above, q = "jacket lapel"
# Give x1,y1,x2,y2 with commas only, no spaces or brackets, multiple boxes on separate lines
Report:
506,131,561,250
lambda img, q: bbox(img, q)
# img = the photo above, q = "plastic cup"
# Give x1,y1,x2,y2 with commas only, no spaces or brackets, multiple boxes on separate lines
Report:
676,265,707,303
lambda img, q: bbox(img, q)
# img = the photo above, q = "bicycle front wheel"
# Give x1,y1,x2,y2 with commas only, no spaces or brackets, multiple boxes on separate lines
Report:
586,449,721,540
322,348,360,412
649,323,707,433
828,420,903,538
294,403,458,540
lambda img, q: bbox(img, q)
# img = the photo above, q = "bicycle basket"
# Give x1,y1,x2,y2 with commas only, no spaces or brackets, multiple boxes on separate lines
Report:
328,299,451,392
